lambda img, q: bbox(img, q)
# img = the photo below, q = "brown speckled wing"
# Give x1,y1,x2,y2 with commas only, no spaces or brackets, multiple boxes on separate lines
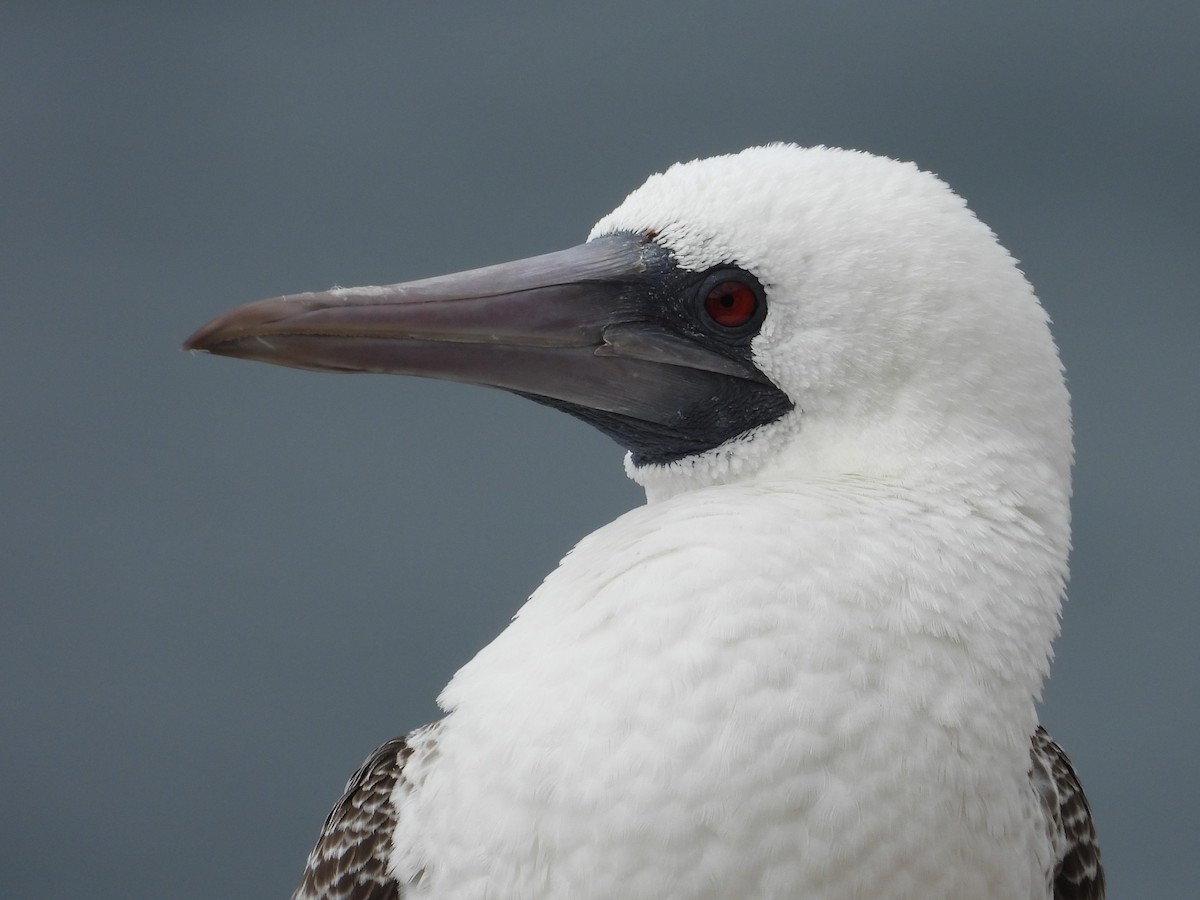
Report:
1031,726,1106,900
292,736,414,900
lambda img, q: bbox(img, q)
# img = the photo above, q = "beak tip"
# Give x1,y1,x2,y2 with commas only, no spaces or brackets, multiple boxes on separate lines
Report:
182,316,233,354
182,329,212,354
183,295,299,355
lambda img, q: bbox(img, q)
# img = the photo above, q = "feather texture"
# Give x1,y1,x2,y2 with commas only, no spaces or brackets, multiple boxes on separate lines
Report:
1032,727,1106,900
293,736,414,900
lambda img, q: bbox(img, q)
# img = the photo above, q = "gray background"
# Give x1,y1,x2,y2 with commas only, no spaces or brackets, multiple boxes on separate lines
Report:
3,3,1196,897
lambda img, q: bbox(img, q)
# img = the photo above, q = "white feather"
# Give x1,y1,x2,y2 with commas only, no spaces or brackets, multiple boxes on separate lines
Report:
385,145,1077,898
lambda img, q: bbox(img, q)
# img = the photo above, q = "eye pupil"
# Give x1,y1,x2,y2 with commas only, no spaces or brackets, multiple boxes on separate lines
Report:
703,280,758,327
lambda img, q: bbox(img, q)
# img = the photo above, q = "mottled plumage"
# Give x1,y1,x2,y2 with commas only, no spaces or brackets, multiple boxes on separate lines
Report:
1032,727,1106,900
294,737,410,900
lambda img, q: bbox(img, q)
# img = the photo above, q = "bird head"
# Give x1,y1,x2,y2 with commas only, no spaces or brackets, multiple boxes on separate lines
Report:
186,145,1071,506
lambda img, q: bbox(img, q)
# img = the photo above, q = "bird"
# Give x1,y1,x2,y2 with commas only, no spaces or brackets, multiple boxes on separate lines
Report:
185,144,1104,899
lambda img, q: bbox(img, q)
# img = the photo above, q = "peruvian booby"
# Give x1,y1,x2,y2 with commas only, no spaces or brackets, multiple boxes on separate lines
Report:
185,144,1104,899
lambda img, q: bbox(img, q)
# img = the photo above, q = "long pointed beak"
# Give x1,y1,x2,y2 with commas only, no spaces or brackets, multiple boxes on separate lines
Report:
185,232,791,463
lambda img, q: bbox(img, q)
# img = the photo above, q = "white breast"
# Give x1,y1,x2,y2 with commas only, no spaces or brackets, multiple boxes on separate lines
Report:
389,473,1064,899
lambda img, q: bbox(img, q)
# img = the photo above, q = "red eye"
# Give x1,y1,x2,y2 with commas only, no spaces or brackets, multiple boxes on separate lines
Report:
703,280,759,328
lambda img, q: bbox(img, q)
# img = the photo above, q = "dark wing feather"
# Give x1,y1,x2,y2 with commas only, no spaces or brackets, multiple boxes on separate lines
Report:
1031,726,1105,900
292,736,413,900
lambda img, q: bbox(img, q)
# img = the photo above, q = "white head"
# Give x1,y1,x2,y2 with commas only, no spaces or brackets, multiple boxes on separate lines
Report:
189,144,1072,530
591,145,1072,514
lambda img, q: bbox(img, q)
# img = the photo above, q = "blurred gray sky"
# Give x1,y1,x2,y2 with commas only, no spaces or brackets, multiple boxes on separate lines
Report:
2,3,1197,897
